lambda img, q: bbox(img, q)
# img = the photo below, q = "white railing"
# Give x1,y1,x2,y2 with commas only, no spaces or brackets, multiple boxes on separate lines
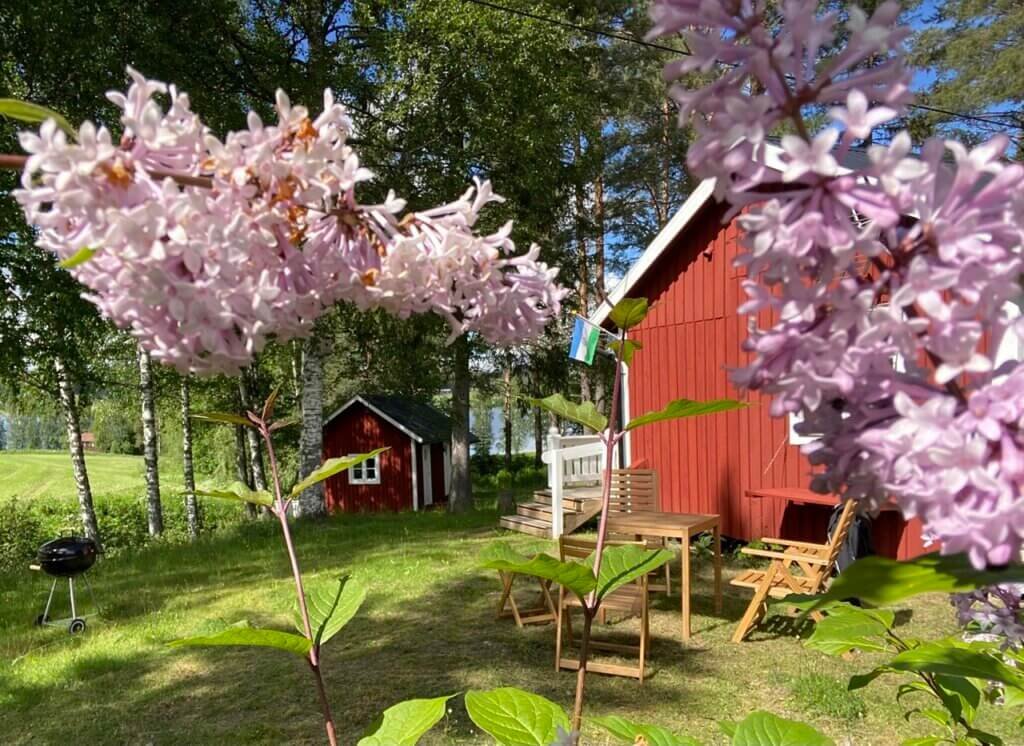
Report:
542,428,605,538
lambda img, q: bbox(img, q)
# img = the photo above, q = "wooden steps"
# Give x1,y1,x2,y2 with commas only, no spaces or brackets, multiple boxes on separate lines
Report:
498,486,602,537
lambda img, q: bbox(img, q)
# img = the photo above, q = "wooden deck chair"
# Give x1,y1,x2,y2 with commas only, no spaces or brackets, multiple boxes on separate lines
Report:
730,500,858,643
555,536,650,682
496,571,556,628
607,469,672,595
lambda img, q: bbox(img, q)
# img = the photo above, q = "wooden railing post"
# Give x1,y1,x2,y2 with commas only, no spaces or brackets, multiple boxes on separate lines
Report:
548,426,563,538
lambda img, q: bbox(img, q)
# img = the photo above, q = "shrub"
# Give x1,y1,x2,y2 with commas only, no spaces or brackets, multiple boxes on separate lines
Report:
0,494,245,573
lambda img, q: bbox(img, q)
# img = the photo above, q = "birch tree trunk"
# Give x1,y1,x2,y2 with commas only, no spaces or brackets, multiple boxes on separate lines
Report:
138,345,163,536
234,424,257,519
294,330,327,518
238,369,268,491
181,376,200,538
448,335,473,513
54,356,101,548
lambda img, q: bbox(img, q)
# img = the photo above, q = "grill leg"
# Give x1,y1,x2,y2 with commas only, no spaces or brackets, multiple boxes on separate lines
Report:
42,578,58,622
68,577,77,620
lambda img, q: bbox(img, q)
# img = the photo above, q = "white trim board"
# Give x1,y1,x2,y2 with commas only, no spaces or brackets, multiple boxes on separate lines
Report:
324,395,427,444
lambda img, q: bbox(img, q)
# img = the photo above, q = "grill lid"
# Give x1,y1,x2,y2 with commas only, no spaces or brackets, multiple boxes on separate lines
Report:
37,536,98,577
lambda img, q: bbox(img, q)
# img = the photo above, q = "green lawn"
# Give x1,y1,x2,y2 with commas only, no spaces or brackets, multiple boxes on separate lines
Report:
0,450,183,502
0,507,1019,745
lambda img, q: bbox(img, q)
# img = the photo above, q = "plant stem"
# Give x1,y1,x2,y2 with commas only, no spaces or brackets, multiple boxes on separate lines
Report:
261,424,338,746
570,328,627,732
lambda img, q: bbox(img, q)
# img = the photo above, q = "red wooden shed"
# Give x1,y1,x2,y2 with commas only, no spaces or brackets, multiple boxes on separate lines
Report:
322,395,460,513
591,173,929,560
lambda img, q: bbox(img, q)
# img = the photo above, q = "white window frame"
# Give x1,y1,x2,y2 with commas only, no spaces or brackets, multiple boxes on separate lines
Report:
348,453,381,485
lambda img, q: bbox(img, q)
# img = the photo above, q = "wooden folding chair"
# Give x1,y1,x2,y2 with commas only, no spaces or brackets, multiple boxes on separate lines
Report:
730,500,858,642
496,571,557,628
555,536,650,682
607,469,673,595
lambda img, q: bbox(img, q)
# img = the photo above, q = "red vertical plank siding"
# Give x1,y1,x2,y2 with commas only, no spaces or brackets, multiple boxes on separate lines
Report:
624,202,926,558
323,404,413,513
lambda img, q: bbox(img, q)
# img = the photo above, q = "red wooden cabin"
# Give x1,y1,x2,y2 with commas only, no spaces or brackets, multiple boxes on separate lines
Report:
322,395,461,513
591,177,929,559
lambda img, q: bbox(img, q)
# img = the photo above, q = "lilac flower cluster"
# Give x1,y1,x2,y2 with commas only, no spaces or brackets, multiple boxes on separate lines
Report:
650,1,1024,567
15,69,563,374
953,585,1024,648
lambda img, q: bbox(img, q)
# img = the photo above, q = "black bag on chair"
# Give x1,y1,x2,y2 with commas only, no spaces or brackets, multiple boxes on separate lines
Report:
829,503,874,574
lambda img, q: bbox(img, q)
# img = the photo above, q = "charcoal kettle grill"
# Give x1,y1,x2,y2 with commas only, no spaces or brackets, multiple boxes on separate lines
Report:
30,536,100,634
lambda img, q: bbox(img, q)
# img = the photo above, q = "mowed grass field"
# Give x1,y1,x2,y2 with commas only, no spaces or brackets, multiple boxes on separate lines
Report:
0,450,182,502
1,507,1021,745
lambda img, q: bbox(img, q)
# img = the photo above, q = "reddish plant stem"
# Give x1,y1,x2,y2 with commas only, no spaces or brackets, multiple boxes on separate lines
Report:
260,422,338,746
570,328,626,732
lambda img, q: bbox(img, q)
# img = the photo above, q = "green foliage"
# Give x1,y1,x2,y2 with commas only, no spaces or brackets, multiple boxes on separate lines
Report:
288,448,390,499
0,492,242,571
195,482,274,507
479,543,596,599
608,297,649,330
464,687,570,746
357,695,453,746
296,575,366,650
0,97,76,137
725,711,834,746
608,338,642,365
626,397,747,431
594,544,675,599
591,714,701,745
851,640,1024,694
792,554,1024,614
529,393,607,433
804,604,896,655
788,673,866,722
169,621,312,657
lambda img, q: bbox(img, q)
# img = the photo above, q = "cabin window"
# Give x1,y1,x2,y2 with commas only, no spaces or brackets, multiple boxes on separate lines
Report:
348,453,381,485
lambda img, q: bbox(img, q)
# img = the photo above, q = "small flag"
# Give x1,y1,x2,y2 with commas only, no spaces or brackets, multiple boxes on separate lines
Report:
569,317,601,365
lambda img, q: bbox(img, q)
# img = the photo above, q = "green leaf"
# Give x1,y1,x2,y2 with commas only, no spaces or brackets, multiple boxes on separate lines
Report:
933,674,981,726
0,98,76,138
852,640,1024,694
295,576,366,649
191,411,256,428
887,641,1024,690
590,715,701,746
58,247,97,269
608,297,649,330
464,687,570,746
195,482,274,507
626,397,747,432
358,695,454,746
529,394,607,433
792,554,1024,615
718,721,738,738
729,711,834,746
480,543,596,600
289,448,390,498
804,604,895,656
594,545,675,600
169,621,311,657
608,339,642,366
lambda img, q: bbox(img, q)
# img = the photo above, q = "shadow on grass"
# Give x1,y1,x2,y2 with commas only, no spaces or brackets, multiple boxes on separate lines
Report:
0,506,757,744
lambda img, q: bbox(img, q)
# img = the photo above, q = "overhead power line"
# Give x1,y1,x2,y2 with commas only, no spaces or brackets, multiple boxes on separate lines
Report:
460,0,1024,135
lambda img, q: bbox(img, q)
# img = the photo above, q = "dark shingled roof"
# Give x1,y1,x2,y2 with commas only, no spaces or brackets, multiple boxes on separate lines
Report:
327,394,477,444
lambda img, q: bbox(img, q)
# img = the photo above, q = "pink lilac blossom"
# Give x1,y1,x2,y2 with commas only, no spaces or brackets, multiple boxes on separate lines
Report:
650,0,1024,567
15,69,563,374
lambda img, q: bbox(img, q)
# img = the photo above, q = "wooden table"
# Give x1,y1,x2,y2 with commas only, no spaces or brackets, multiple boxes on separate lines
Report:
606,512,722,640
